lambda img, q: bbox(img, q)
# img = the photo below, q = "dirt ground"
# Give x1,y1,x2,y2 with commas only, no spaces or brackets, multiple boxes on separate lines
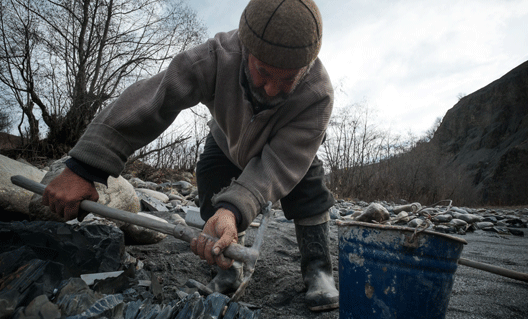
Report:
127,209,528,319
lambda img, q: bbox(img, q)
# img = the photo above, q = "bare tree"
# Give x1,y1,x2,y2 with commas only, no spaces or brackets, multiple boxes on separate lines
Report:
0,0,206,158
420,116,442,143
322,102,388,196
128,104,210,172
0,101,12,133
320,101,478,205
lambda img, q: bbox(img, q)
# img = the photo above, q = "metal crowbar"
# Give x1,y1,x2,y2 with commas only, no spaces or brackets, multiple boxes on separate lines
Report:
10,175,272,302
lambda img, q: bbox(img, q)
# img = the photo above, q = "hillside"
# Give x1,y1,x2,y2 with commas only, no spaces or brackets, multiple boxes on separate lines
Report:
431,60,528,205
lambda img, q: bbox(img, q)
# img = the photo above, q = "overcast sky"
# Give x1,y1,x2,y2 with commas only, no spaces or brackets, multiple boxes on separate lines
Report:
187,0,528,136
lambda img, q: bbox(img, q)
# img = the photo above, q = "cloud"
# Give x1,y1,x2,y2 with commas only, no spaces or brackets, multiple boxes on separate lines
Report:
188,0,528,135
319,0,528,134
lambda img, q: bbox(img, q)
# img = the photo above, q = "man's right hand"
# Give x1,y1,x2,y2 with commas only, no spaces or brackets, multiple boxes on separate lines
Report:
42,167,99,221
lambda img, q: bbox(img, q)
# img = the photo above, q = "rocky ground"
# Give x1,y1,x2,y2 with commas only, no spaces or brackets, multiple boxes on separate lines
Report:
129,203,528,319
1,156,527,318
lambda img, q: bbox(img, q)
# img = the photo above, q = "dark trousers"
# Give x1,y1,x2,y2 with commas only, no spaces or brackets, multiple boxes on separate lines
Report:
196,134,335,222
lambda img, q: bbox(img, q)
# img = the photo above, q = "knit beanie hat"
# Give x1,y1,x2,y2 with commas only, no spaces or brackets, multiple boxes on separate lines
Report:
239,0,323,69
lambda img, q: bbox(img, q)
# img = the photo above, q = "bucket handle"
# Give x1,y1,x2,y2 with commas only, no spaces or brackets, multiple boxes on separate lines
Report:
403,219,433,248
403,234,421,248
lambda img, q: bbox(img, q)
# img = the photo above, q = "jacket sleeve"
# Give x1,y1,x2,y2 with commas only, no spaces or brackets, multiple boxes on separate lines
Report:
212,87,333,231
69,42,215,177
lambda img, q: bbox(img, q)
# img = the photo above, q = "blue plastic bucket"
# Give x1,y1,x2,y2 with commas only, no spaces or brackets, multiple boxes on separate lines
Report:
337,220,467,319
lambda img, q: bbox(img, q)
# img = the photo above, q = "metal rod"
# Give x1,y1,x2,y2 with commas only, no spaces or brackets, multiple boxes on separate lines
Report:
458,257,528,283
10,175,257,264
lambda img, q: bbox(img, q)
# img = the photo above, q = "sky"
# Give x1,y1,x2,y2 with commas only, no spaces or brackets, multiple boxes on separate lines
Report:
186,0,528,136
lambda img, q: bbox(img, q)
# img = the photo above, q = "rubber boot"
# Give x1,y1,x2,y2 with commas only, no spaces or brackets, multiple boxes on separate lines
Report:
206,233,245,294
295,222,339,311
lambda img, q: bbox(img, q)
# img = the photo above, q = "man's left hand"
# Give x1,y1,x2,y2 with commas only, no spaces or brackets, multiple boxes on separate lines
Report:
190,208,238,270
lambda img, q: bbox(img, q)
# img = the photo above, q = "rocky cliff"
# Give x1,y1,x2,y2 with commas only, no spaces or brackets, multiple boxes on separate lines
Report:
432,60,528,205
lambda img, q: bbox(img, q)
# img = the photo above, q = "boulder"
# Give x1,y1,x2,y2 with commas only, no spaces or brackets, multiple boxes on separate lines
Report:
355,203,390,223
0,155,46,218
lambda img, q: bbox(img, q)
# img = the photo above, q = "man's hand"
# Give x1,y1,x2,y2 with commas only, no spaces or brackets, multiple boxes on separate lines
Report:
190,208,238,270
41,167,99,221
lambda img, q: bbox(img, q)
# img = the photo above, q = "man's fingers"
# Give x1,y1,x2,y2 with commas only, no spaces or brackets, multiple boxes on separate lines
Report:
215,253,234,270
41,190,50,206
190,238,198,254
193,235,209,261
64,201,80,221
50,200,63,219
213,232,237,256
77,210,88,222
211,233,236,269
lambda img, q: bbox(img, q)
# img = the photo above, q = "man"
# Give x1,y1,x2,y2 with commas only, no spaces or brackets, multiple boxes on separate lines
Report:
42,0,338,311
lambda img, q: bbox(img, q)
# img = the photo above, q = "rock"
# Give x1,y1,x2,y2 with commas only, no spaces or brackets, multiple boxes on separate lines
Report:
12,294,61,319
160,181,194,196
124,300,144,319
97,176,141,215
120,212,168,245
67,294,125,319
348,211,362,219
452,212,483,223
393,211,410,223
432,214,453,223
171,213,187,225
128,177,144,188
407,218,424,228
168,192,185,201
448,218,468,227
421,208,440,215
508,228,525,236
55,278,102,317
355,203,390,223
488,226,511,235
450,207,469,214
136,188,170,203
476,221,495,229
137,191,170,212
0,221,125,276
392,203,422,213
329,206,340,219
0,259,64,318
0,155,46,218
182,171,194,181
434,225,456,233
483,216,498,223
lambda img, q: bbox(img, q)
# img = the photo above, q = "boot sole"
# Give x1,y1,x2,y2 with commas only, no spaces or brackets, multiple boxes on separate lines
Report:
309,302,339,312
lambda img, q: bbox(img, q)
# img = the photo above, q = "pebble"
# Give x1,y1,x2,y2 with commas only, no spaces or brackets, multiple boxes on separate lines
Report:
432,214,453,223
407,218,424,228
122,176,527,237
331,199,527,237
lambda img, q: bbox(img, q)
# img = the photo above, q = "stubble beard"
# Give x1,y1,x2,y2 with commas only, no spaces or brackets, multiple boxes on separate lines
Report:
243,62,290,107
241,50,311,108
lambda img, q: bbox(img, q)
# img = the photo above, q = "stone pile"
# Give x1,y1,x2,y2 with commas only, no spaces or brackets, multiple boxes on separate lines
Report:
0,220,260,319
331,200,527,236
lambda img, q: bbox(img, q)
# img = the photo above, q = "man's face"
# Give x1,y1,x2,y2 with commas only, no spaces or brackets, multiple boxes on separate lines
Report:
245,54,307,107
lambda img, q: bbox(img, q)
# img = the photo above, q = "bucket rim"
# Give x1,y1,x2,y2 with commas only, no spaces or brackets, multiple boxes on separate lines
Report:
336,220,468,245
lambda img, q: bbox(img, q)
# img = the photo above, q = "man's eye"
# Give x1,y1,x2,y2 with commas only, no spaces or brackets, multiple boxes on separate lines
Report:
257,67,268,77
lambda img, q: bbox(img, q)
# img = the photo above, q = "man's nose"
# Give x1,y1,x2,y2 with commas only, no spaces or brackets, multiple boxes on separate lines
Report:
263,81,281,97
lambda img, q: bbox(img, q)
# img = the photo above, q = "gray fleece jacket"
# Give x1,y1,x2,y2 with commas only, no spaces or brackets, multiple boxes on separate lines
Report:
69,30,334,231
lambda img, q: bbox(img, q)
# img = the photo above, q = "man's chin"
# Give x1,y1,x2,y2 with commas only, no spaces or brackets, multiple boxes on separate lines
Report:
252,91,288,107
